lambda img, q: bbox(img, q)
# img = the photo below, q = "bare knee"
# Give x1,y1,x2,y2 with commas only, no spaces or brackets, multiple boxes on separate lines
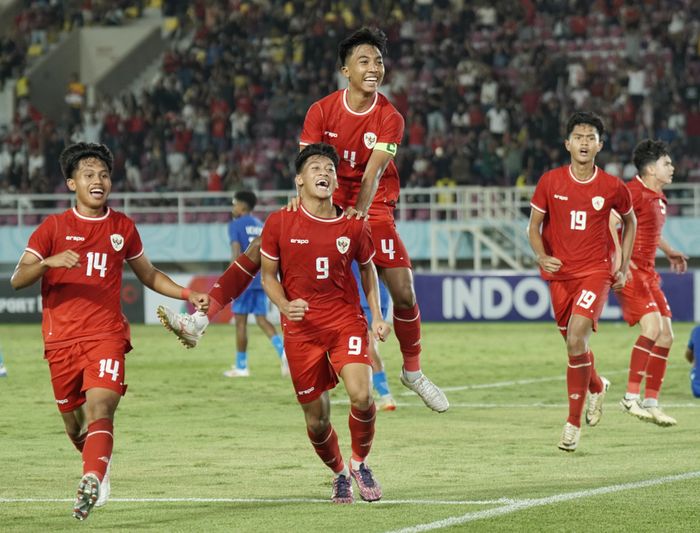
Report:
306,413,331,435
348,390,373,411
61,410,86,438
390,282,415,308
566,333,587,355
656,330,674,346
640,324,661,342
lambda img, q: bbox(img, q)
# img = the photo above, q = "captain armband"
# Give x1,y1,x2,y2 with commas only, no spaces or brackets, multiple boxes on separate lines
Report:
374,142,398,156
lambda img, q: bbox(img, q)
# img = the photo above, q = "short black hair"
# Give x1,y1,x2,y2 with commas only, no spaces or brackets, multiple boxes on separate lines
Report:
234,190,257,210
295,143,339,174
633,139,670,175
338,27,387,67
565,111,605,139
59,142,113,180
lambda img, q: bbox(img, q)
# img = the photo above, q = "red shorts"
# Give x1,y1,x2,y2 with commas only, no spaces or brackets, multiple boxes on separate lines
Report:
369,220,412,269
616,269,671,326
549,272,612,334
46,340,128,413
285,319,371,404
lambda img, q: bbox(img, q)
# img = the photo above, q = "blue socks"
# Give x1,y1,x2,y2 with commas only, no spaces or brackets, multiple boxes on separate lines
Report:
271,335,284,358
236,351,248,370
373,370,390,397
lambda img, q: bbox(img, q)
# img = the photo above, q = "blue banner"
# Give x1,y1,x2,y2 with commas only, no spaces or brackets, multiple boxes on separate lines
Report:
415,271,696,322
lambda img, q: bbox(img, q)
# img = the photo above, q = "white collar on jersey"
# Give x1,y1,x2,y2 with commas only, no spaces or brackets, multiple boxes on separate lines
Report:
72,206,111,221
300,203,344,223
567,165,599,184
342,88,378,116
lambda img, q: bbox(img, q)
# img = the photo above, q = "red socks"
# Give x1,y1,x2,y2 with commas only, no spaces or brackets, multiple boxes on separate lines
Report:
307,425,344,474
645,345,670,400
393,304,422,372
587,351,604,394
349,404,376,463
207,254,259,319
627,335,655,395
82,418,113,481
566,352,592,427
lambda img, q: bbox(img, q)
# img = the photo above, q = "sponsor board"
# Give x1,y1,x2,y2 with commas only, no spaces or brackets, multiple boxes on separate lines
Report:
0,276,144,323
414,271,696,322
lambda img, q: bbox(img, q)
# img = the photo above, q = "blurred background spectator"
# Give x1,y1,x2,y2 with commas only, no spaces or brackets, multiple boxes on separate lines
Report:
1,0,699,204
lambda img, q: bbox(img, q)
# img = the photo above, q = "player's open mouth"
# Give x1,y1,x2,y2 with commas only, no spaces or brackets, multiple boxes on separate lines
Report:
315,179,329,191
90,188,105,198
580,149,589,156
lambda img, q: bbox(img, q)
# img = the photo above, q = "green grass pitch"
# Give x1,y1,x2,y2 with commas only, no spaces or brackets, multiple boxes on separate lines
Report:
0,321,698,532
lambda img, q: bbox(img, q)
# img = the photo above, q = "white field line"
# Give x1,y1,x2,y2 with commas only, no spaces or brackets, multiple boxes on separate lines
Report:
333,393,700,408
332,401,700,409
0,497,514,506
403,365,680,396
384,470,700,533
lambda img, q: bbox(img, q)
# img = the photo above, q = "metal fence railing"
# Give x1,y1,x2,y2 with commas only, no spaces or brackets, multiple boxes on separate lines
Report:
1,184,699,226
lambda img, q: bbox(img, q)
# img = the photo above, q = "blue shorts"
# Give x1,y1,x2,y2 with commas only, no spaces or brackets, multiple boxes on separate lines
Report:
232,289,268,316
691,369,700,398
351,261,389,325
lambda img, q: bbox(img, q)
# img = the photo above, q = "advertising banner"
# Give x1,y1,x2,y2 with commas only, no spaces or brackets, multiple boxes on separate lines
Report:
414,271,696,322
0,276,144,324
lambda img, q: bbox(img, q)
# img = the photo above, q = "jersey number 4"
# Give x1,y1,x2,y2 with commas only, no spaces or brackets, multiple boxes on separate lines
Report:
381,239,395,260
343,150,357,168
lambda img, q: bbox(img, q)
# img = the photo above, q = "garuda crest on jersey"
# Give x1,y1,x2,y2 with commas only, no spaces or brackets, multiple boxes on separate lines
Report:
363,132,377,149
336,236,350,254
591,196,605,211
110,233,124,252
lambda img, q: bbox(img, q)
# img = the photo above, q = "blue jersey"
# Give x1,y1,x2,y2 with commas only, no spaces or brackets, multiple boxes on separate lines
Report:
351,260,389,324
689,326,700,398
228,214,263,290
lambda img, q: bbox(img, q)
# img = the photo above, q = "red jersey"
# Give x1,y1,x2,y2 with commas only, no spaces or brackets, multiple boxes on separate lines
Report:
261,203,375,340
626,176,667,274
299,89,404,222
25,207,144,350
531,165,632,281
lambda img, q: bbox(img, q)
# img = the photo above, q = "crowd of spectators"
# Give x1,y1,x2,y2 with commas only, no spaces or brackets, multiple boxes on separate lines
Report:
1,0,700,210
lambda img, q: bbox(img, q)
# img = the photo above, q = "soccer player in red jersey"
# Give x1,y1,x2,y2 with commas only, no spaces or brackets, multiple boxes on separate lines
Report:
160,28,448,413
297,27,448,413
528,112,637,452
609,140,687,426
10,143,209,520
261,143,391,503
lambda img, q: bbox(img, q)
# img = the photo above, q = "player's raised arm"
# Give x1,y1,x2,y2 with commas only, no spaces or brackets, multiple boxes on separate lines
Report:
127,253,209,311
527,208,562,273
11,250,82,290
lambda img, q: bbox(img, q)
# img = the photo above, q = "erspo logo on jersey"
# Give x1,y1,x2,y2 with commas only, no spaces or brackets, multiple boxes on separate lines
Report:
65,235,85,241
290,238,309,244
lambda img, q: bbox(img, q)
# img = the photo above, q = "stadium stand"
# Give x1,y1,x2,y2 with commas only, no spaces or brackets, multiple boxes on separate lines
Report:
0,0,699,216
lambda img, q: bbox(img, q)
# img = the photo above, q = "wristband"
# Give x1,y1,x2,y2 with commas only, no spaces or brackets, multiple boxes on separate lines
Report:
181,287,191,300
